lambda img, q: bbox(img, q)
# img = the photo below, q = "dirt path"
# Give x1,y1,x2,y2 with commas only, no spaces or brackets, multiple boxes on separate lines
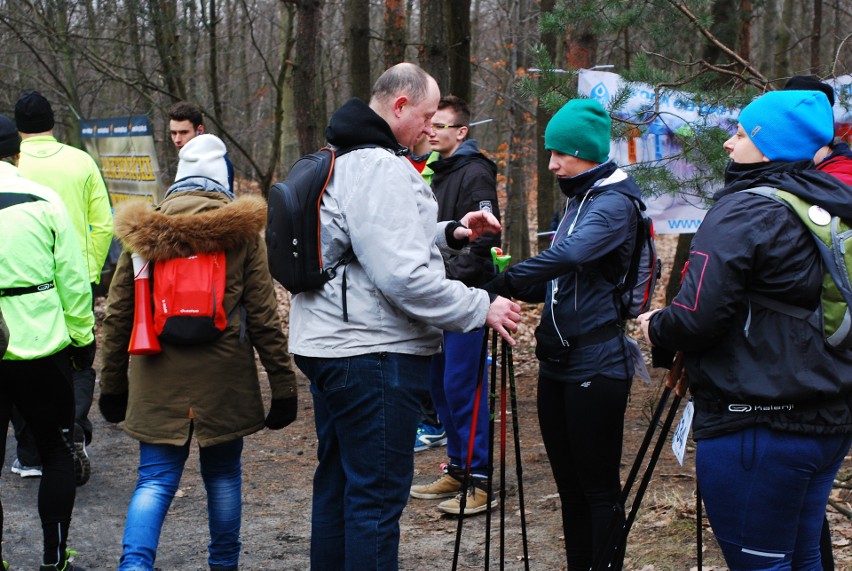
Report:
1,291,849,569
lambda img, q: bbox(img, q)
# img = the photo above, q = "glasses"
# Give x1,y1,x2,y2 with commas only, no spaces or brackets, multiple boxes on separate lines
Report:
431,123,465,130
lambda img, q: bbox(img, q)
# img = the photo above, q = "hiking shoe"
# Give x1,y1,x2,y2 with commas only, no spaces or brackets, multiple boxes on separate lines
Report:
437,486,498,516
410,473,462,499
10,458,42,478
73,441,91,486
414,423,447,452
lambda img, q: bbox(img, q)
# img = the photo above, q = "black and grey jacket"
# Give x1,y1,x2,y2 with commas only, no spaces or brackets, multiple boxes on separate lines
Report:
649,162,852,439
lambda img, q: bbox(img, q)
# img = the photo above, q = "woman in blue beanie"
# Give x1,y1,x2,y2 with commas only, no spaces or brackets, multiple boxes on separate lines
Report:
486,98,648,570
640,90,852,570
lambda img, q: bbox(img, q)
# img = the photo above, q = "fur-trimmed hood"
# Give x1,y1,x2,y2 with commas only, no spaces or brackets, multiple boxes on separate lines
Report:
114,193,266,261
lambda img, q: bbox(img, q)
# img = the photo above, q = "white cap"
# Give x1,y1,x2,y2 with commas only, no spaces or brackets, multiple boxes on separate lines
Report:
175,134,229,189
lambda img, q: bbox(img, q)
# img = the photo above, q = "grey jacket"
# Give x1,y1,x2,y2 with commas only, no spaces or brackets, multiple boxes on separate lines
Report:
289,100,489,357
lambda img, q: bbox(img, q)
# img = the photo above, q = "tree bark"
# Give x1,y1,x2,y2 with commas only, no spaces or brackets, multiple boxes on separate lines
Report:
810,0,822,72
346,0,371,100
505,0,530,264
151,0,187,100
536,0,557,255
384,0,406,68
447,0,471,102
418,0,449,92
205,0,224,121
292,0,323,154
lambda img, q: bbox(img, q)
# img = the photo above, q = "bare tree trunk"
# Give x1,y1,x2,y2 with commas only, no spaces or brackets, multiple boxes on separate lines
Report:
384,0,406,67
738,0,751,64
151,0,187,99
811,0,822,72
346,0,371,100
761,0,779,77
505,0,530,264
447,0,471,102
418,0,449,92
292,0,323,154
536,0,557,255
261,1,297,193
776,0,796,77
204,0,224,121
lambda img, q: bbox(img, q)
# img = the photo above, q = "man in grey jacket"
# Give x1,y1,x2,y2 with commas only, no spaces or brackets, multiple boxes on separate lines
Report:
289,62,520,570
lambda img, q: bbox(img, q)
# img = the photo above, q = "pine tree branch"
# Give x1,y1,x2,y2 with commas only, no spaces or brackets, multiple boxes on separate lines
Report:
666,0,767,86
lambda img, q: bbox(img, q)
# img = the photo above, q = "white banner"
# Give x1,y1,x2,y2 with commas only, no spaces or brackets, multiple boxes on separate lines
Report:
577,70,852,234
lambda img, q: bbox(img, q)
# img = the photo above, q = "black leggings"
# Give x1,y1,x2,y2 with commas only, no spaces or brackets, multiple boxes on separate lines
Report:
0,351,77,566
537,370,630,571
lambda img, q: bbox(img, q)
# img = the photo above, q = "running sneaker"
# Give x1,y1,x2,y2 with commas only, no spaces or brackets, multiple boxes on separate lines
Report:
413,423,447,452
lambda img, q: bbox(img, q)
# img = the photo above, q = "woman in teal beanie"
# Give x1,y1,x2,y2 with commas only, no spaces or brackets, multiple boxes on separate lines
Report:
486,98,647,570
641,90,852,569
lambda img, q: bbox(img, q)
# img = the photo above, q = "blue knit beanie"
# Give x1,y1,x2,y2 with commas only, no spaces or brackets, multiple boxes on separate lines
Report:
545,99,611,164
737,91,834,162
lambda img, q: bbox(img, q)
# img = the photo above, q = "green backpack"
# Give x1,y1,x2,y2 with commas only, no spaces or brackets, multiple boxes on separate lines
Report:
746,186,852,350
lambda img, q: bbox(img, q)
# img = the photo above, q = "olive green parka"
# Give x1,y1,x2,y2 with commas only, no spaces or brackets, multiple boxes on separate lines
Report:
100,191,297,447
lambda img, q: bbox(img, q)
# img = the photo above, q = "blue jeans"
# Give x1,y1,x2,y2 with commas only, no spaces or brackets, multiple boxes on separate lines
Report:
295,352,430,571
119,437,244,571
697,426,852,570
430,329,489,473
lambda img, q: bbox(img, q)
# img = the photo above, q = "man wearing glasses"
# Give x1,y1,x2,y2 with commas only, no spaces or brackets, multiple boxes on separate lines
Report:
410,95,501,515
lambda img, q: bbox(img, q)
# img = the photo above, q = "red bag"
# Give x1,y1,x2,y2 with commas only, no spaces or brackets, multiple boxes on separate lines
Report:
153,251,228,345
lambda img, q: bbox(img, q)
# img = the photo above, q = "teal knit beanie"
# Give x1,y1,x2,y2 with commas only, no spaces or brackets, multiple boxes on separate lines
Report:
737,90,834,162
545,99,611,164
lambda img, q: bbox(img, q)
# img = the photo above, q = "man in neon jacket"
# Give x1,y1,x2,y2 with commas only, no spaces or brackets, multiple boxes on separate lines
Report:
14,90,112,485
0,113,94,571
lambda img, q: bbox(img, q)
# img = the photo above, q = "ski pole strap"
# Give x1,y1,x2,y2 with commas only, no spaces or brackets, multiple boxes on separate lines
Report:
0,281,54,297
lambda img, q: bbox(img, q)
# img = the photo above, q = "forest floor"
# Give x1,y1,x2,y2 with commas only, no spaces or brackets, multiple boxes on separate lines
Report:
1,237,850,570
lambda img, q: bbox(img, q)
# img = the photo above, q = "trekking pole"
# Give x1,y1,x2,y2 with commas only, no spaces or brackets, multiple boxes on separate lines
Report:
499,340,508,569
620,356,688,568
485,330,499,570
491,248,512,570
696,482,703,569
506,341,531,570
595,352,685,570
452,331,491,571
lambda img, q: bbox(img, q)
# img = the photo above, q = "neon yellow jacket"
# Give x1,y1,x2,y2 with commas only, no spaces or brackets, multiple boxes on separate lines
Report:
18,135,113,283
0,161,94,360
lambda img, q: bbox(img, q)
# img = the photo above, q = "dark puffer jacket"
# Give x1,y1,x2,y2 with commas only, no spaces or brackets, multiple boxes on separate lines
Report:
649,162,852,439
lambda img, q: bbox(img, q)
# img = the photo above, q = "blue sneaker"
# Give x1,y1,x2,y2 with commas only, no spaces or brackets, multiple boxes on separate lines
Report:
414,423,447,452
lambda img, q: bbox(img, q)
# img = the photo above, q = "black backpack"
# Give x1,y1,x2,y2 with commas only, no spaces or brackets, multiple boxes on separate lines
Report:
617,201,661,320
266,145,371,294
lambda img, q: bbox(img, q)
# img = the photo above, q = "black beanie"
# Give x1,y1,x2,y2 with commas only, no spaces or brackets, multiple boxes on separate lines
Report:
784,75,835,107
0,115,21,159
15,90,55,134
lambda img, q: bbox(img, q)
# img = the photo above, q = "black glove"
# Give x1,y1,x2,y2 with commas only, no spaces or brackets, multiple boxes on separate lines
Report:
265,397,298,429
651,346,676,370
69,341,96,371
99,392,128,424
